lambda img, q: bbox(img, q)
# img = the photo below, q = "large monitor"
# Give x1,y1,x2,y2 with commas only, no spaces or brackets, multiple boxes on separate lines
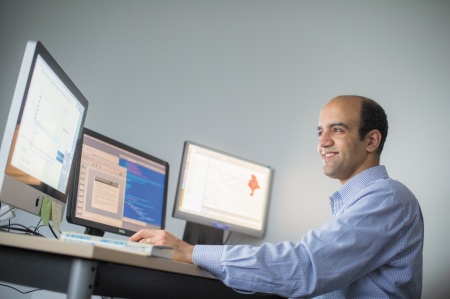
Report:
66,128,169,237
0,41,88,223
173,141,274,244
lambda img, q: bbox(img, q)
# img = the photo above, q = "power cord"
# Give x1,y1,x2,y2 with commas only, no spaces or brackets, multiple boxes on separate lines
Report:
0,218,60,239
32,218,60,239
0,219,62,296
0,283,42,294
223,231,233,244
0,222,44,236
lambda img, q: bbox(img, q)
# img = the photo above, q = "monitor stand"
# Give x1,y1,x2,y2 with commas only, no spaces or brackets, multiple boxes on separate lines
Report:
182,222,224,245
84,227,105,237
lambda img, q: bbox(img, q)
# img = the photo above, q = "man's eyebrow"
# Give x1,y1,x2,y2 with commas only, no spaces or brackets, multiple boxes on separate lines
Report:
317,122,350,131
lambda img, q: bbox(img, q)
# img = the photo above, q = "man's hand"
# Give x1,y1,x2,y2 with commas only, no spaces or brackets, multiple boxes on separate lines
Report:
129,229,194,264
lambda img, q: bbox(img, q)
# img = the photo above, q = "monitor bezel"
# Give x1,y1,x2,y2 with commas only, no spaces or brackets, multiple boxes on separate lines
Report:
66,127,170,237
0,41,88,221
172,141,274,238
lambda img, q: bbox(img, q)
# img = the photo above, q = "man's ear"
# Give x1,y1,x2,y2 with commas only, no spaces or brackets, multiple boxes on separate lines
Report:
366,130,382,153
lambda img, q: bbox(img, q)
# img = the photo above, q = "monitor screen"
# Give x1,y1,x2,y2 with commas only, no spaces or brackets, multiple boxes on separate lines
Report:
66,128,169,237
0,41,88,222
173,141,274,243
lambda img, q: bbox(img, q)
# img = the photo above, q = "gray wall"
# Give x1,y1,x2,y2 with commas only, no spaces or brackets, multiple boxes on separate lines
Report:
1,1,449,298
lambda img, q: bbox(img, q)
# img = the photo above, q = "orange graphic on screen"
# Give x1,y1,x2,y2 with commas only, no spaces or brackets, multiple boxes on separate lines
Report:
248,174,260,196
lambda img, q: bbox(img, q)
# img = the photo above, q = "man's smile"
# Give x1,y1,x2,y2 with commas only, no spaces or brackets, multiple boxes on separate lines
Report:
321,149,338,160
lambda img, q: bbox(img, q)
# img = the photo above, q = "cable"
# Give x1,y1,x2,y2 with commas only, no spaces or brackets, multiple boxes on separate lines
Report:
0,218,60,239
0,283,43,294
48,223,59,239
0,223,45,237
31,218,59,239
0,219,61,296
34,218,42,235
223,231,233,244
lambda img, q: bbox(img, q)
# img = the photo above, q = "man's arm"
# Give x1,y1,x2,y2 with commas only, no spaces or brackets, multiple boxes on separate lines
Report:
129,229,194,263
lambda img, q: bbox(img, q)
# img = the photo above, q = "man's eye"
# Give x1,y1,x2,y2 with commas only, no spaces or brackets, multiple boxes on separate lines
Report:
317,131,323,137
332,127,342,133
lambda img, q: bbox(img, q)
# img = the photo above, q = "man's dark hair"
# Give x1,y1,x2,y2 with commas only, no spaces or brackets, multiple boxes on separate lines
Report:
358,96,389,155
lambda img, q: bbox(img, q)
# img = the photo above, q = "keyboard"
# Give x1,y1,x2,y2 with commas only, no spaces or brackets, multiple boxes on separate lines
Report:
60,231,174,259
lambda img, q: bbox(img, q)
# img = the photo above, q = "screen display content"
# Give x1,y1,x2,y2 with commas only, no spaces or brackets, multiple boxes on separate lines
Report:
0,41,88,222
8,55,83,193
173,141,274,244
66,128,169,236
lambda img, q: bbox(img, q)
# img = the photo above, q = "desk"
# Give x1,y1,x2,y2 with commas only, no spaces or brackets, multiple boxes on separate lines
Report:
0,231,281,298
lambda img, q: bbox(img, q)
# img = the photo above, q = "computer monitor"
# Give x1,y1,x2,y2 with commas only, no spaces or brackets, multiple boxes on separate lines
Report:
173,141,274,245
0,41,88,223
66,128,170,237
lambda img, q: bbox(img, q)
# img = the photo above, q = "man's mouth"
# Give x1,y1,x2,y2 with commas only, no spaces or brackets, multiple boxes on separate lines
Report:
321,149,338,159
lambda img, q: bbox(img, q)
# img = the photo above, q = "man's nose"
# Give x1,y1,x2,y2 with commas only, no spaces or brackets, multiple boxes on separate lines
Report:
318,131,333,149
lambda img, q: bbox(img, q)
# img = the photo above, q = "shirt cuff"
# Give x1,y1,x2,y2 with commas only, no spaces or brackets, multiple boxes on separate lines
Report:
192,245,225,278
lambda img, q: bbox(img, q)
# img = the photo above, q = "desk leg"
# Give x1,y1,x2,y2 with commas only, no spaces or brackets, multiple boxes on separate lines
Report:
67,258,97,299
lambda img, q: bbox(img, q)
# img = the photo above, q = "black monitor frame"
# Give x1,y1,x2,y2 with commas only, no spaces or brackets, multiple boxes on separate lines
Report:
66,128,169,237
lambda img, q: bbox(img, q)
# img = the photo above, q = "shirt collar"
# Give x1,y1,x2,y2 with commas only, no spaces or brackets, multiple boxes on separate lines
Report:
329,165,389,216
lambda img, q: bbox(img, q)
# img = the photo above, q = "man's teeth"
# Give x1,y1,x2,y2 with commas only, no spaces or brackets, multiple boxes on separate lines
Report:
321,149,336,156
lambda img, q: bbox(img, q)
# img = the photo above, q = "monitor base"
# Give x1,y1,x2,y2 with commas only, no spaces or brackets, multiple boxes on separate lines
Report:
85,227,105,237
182,222,224,245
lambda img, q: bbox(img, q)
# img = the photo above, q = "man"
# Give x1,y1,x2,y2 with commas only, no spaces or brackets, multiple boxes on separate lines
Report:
130,96,424,298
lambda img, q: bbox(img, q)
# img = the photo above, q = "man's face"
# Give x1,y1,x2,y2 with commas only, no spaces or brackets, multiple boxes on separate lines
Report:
317,97,369,184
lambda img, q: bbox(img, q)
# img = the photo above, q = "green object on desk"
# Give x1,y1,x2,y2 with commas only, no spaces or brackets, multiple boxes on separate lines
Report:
40,196,52,226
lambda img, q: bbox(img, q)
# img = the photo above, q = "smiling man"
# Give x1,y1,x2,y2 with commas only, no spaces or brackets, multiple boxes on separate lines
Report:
131,95,424,298
317,96,386,184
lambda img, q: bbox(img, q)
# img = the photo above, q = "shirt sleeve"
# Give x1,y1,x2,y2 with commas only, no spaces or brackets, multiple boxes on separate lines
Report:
193,241,319,297
192,180,418,298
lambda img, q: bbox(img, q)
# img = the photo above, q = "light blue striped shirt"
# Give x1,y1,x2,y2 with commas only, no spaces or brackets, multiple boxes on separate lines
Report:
192,165,424,298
